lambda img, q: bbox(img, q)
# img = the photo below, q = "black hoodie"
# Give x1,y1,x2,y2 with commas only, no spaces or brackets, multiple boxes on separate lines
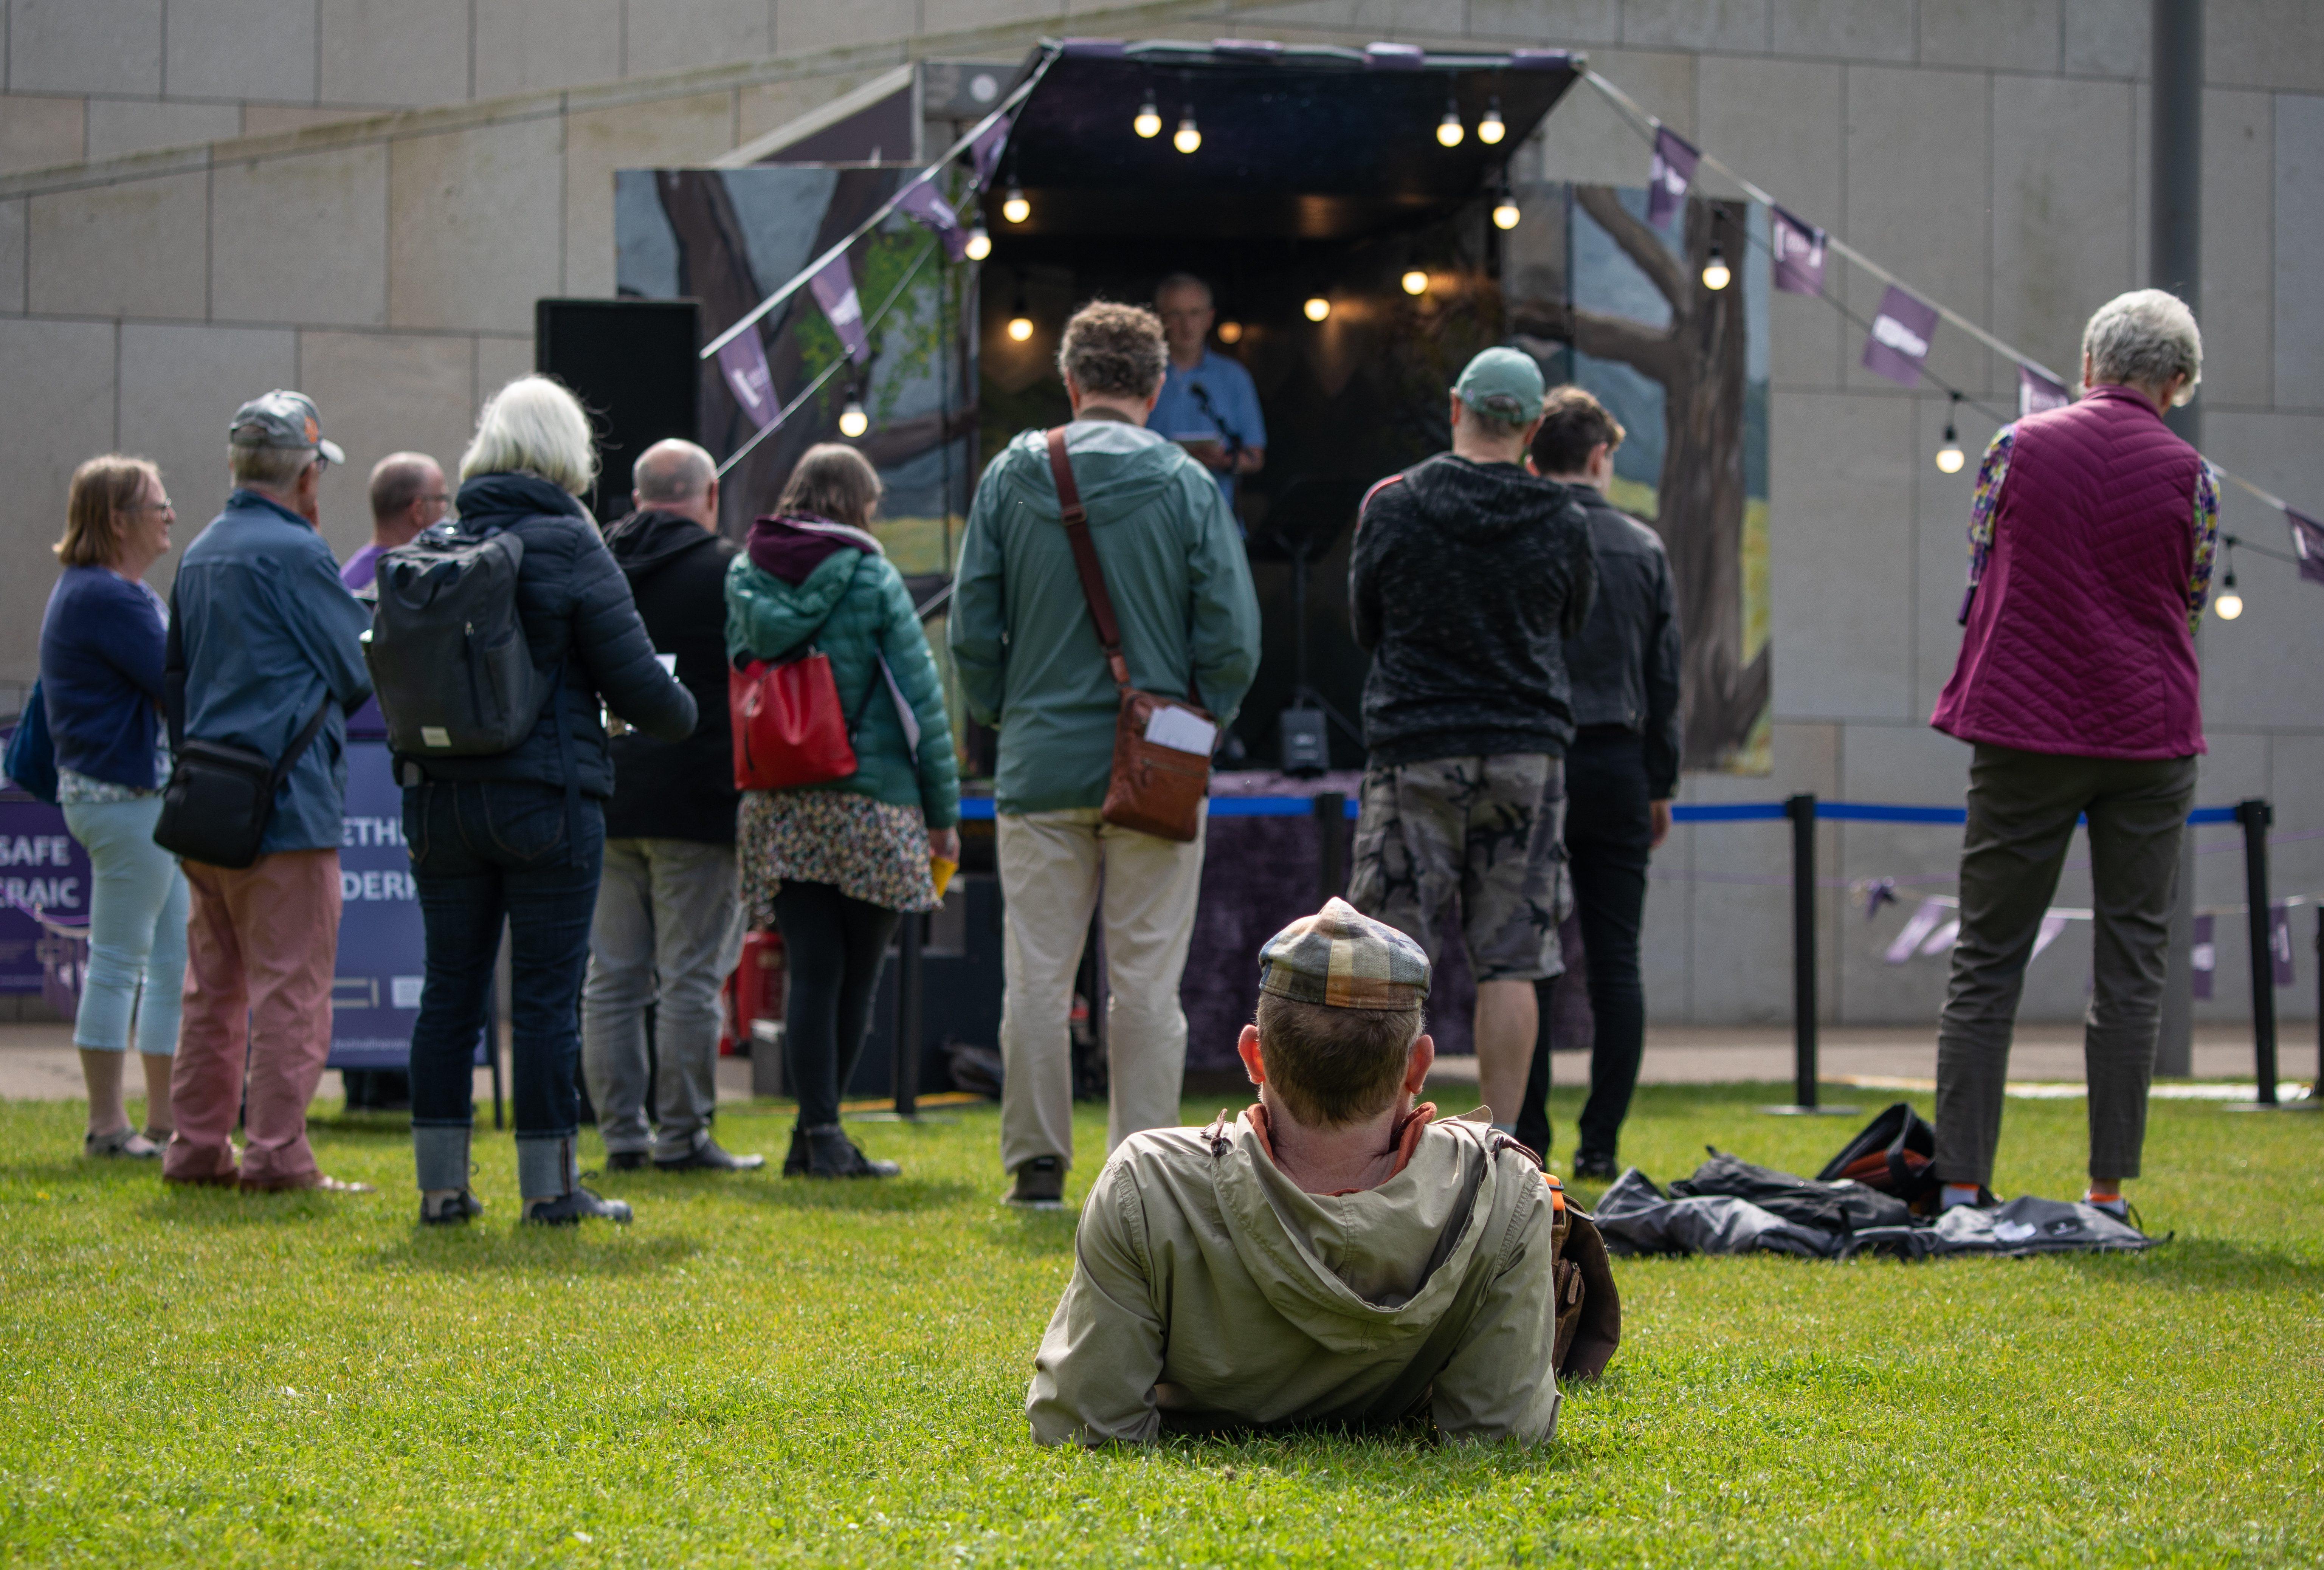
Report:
1348,454,1597,766
602,508,739,844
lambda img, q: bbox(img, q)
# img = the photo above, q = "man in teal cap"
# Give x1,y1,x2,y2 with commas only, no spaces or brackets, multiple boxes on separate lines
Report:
1345,346,1597,1144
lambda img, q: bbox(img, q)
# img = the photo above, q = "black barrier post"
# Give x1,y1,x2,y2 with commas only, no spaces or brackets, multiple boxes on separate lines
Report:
1315,791,1347,903
893,913,922,1119
2230,799,2282,1108
1764,794,1855,1116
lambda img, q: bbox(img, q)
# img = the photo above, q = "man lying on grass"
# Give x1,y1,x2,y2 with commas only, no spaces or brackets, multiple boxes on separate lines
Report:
1027,898,1617,1446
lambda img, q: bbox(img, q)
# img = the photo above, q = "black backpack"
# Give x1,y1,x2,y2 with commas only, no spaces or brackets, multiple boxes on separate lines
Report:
1815,1101,1941,1212
363,528,540,758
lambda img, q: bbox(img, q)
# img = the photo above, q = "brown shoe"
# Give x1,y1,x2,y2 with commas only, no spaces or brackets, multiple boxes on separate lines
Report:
163,1171,239,1189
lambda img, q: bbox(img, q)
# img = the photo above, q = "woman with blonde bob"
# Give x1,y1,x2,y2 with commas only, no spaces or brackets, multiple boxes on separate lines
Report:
37,455,186,1158
400,375,696,1227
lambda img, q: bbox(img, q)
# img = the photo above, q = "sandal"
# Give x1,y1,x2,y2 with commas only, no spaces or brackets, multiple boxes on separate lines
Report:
85,1127,163,1160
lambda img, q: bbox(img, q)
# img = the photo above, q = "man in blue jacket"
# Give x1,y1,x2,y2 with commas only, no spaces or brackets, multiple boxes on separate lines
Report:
163,391,376,1194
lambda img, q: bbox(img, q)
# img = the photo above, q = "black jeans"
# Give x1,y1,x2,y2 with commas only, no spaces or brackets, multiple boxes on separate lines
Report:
1518,731,1653,1162
772,881,901,1128
405,780,605,1140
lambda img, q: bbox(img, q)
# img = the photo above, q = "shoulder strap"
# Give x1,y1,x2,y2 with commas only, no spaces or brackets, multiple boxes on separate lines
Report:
163,588,187,752
1046,427,1132,693
266,694,333,797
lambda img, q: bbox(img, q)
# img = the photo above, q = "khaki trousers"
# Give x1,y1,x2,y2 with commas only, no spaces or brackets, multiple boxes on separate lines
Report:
997,807,1206,1175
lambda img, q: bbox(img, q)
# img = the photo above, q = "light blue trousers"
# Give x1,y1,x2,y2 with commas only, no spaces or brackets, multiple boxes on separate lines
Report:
61,796,188,1056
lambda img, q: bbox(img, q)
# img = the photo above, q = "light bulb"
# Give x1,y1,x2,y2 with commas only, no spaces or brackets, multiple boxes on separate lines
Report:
1701,244,1731,291
1935,426,1964,474
1001,187,1029,224
1492,198,1521,231
1216,321,1243,344
962,224,991,261
2216,569,2242,620
838,397,869,439
1479,100,1505,144
1006,315,1033,343
1436,107,1464,148
1133,100,1161,139
1401,269,1429,296
1173,112,1201,155
1302,296,1330,322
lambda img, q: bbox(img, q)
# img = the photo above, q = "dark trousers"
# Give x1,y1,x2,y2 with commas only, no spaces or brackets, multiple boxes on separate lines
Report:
406,780,605,1140
771,880,901,1129
1935,744,2196,1188
1518,731,1653,1162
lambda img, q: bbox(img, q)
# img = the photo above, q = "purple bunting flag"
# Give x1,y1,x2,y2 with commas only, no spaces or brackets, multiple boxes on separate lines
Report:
2270,903,2296,986
809,251,870,367
2287,507,2324,586
969,114,1012,191
1646,126,1698,228
1861,877,1898,921
716,329,778,432
1771,206,1826,296
2019,364,2072,417
896,175,967,262
2191,913,2215,1000
1862,284,1938,386
2030,911,2070,961
1884,900,1947,964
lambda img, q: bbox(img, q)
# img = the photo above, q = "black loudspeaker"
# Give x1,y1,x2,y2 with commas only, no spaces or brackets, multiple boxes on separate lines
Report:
534,298,702,524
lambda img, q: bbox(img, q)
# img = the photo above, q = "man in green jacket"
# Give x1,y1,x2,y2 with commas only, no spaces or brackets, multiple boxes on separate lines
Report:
1026,897,1618,1446
950,301,1262,1209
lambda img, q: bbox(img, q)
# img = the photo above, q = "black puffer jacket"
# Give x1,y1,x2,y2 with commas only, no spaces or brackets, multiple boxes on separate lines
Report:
1349,454,1597,766
406,473,695,797
602,507,738,844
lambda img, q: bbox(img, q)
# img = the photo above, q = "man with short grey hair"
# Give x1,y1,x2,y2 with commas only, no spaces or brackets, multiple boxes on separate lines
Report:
581,439,759,1172
1150,273,1265,508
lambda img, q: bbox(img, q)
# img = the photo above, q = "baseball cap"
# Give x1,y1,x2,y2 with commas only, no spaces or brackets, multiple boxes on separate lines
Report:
1451,347,1546,423
1258,896,1431,1012
228,390,345,465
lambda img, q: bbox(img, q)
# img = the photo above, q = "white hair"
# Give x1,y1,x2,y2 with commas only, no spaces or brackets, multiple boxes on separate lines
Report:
632,439,716,504
2082,289,2202,406
460,375,599,494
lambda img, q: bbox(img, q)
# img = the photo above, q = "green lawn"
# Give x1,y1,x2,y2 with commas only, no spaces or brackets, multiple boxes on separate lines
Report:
2,1083,2318,1567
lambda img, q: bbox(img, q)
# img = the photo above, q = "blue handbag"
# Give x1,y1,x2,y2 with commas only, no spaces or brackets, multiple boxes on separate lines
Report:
3,680,59,806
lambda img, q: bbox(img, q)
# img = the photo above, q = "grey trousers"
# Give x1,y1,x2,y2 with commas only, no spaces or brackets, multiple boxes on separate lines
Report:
580,838,745,1160
1935,744,2197,1188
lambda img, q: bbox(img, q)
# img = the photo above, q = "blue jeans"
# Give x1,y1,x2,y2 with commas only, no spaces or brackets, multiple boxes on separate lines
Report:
60,795,188,1056
405,780,604,1159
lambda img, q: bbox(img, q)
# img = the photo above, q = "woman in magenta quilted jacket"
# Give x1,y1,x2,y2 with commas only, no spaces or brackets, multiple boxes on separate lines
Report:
1928,289,2215,1221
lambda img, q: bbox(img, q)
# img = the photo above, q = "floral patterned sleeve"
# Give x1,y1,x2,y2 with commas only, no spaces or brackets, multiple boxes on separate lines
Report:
1958,426,2014,624
2187,463,2220,633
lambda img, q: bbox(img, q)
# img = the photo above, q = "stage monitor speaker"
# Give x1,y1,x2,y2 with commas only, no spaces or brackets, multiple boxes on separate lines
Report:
534,298,701,524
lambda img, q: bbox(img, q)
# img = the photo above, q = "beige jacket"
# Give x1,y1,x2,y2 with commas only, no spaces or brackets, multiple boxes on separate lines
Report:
1027,1107,1614,1447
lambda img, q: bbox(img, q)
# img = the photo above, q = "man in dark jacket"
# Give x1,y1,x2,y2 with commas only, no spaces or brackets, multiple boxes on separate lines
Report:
1347,348,1595,1137
579,440,759,1172
1515,387,1681,1178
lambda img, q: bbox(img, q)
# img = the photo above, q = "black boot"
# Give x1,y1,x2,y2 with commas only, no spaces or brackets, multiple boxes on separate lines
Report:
804,1124,898,1179
783,1125,809,1177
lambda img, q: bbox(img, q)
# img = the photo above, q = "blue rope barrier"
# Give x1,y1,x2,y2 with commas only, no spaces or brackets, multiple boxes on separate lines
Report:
956,796,2247,826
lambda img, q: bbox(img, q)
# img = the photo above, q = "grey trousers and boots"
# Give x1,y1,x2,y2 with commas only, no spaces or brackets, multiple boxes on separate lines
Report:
1934,743,2198,1190
580,838,745,1162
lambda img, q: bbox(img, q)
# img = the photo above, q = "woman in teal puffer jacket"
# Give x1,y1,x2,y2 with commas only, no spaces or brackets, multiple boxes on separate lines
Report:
726,444,960,1179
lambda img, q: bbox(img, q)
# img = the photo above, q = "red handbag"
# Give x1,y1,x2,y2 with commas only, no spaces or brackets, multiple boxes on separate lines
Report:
729,652,857,790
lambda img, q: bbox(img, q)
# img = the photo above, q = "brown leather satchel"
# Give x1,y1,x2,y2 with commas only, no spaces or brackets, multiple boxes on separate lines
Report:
1044,426,1215,843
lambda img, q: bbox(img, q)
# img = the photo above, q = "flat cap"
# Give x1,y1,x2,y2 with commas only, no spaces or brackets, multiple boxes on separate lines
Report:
1258,896,1430,1012
228,389,345,465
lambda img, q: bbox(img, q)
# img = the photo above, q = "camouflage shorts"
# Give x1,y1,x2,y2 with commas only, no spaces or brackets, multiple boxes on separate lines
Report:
1347,753,1567,984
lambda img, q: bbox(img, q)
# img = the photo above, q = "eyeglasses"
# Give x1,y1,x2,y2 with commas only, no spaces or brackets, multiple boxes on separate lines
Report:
124,500,175,514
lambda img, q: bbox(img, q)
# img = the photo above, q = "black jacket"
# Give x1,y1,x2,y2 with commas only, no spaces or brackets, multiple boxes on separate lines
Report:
602,507,740,844
1563,485,1682,798
1349,454,1596,766
407,473,695,798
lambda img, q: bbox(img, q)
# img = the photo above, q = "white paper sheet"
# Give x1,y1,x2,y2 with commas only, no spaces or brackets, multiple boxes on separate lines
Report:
1144,705,1217,756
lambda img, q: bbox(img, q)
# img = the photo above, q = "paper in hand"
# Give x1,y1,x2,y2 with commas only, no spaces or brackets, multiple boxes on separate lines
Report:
1144,705,1217,756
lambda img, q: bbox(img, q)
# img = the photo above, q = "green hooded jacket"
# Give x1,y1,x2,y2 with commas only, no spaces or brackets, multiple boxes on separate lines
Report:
724,530,960,828
949,418,1262,814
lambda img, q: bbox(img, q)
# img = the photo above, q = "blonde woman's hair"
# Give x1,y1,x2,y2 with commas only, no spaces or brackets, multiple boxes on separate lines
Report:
57,455,161,569
460,375,600,494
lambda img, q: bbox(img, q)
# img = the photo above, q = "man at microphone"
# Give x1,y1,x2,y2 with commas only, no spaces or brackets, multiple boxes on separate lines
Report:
1151,274,1266,511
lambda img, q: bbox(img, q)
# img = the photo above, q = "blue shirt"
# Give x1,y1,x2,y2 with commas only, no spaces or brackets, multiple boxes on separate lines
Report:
1149,349,1267,505
175,490,374,855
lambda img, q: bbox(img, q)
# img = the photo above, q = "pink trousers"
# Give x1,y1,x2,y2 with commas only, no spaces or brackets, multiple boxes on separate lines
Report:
163,850,341,1188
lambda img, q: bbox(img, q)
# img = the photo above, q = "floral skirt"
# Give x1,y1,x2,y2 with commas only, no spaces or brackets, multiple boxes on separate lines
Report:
738,788,937,926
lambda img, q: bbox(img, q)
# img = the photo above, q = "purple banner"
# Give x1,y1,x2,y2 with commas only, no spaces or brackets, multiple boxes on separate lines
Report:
716,328,778,431
1771,206,1826,296
809,251,870,366
969,114,1012,190
2191,913,2215,1000
895,175,968,262
0,791,91,997
1862,284,1938,386
2270,903,2296,987
2287,507,2324,586
2019,364,2072,417
1647,126,1698,228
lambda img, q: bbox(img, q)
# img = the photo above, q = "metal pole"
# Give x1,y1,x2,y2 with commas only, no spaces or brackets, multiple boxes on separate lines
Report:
893,913,922,1119
2239,798,2277,1105
2152,0,2203,1078
1791,794,1818,1108
1314,791,1346,903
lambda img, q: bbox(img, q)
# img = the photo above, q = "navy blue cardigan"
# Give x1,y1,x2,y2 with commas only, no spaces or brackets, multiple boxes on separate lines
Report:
38,565,168,789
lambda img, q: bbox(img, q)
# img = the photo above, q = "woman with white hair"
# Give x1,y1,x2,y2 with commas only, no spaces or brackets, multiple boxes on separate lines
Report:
400,375,696,1227
1928,288,2217,1221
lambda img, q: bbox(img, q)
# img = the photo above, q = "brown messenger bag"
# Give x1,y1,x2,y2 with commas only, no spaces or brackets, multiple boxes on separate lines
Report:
1044,426,1215,843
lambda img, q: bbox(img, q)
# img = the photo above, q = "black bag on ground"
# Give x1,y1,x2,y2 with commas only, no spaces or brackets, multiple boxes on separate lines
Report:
1670,1148,1914,1235
1815,1100,1941,1210
1592,1167,1842,1259
363,528,541,758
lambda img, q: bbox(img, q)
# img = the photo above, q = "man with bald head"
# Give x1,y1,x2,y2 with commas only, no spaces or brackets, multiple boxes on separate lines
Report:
341,452,448,594
581,439,760,1172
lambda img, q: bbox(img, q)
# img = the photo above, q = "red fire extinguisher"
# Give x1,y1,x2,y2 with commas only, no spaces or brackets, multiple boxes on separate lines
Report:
719,929,785,1056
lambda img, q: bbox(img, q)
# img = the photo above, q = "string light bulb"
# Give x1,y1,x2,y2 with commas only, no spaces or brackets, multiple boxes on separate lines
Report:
1001,187,1029,225
1216,321,1243,345
1701,242,1731,291
1173,109,1201,155
1401,269,1429,296
1303,296,1330,322
962,223,991,261
2215,565,2243,620
1935,392,1965,474
1478,97,1505,144
838,392,869,439
1492,188,1521,231
1436,102,1464,148
1006,275,1033,342
1133,97,1161,139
